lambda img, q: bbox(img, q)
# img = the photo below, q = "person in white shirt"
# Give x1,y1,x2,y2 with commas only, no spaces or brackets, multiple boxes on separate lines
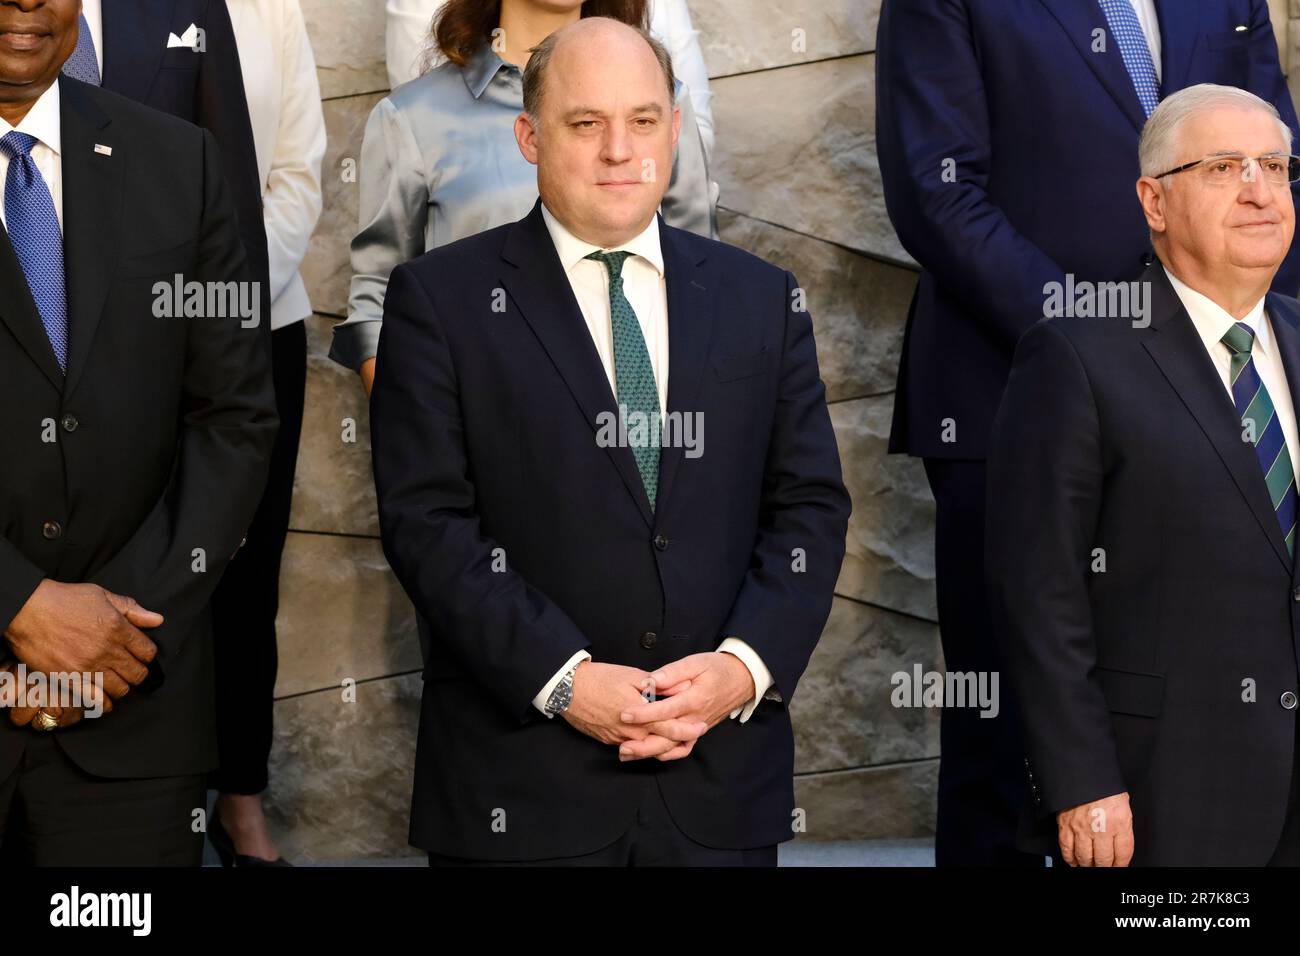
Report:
384,0,715,161
205,0,326,868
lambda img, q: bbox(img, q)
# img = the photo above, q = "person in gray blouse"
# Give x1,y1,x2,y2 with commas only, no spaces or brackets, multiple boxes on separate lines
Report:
330,0,716,391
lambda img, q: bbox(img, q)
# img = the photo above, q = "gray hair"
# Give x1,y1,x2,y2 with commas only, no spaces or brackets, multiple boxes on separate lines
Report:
522,18,675,122
1138,83,1293,178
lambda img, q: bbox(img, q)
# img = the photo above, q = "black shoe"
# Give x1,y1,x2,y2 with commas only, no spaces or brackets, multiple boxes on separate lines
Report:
208,811,293,867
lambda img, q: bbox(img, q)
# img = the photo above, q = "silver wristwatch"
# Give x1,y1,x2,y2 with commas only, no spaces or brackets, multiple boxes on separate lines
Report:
544,663,579,716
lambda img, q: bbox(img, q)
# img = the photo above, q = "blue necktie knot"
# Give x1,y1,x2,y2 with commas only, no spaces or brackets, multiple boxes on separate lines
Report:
0,131,37,159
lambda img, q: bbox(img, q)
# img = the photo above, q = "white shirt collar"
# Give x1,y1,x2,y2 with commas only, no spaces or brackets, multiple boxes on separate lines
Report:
1164,265,1272,358
539,201,664,278
0,78,60,157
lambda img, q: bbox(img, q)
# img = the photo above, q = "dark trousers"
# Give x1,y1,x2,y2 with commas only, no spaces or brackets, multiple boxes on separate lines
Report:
924,458,1043,866
209,320,307,795
427,778,778,866
0,733,204,866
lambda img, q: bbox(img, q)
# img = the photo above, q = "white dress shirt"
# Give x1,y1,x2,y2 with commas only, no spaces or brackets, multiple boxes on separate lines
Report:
1128,0,1162,84
1166,266,1300,487
78,0,105,80
383,0,715,160
229,0,326,329
529,202,774,722
0,79,64,232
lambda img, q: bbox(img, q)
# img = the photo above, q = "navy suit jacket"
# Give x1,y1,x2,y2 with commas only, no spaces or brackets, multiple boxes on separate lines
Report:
877,0,1300,459
101,0,269,326
988,262,1300,865
370,200,850,860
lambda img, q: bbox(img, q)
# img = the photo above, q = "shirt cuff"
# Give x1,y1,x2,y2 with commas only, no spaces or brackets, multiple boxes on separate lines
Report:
532,650,592,717
718,637,774,723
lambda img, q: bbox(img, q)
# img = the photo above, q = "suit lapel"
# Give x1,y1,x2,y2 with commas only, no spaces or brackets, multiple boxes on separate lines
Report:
0,221,64,389
1267,293,1300,584
654,218,715,514
1036,0,1148,133
500,201,655,528
1152,0,1202,94
100,0,171,102
59,79,125,400
1142,264,1292,572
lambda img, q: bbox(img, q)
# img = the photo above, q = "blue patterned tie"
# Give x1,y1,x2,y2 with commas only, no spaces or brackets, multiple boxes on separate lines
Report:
1097,0,1160,116
1,132,67,373
1223,322,1297,557
585,250,660,509
62,13,101,86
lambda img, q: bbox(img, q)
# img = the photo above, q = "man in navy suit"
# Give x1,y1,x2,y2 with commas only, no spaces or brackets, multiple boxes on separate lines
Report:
370,17,849,865
988,84,1300,865
876,0,1300,865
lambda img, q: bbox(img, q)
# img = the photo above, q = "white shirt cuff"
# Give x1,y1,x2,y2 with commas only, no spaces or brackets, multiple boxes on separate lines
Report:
718,637,774,723
532,650,592,717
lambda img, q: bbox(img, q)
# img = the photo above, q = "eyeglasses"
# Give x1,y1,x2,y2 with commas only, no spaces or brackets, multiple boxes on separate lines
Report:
1154,152,1300,185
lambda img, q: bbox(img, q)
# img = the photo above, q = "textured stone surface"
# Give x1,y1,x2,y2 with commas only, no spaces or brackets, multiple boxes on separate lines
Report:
303,0,388,100
289,315,379,537
793,597,941,775
793,759,939,841
690,0,879,78
830,396,937,621
711,53,905,265
266,672,424,861
275,530,418,697
719,209,913,401
301,92,385,320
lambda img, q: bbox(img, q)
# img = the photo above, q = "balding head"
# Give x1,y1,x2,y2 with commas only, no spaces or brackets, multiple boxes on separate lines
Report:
514,16,681,248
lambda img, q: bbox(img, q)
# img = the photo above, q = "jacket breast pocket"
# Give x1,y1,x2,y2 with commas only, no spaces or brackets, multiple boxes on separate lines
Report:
158,46,201,70
1203,28,1250,78
1093,665,1165,718
1204,27,1250,52
713,346,769,383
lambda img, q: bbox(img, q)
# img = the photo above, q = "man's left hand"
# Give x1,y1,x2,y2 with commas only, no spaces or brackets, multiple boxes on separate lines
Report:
617,652,756,760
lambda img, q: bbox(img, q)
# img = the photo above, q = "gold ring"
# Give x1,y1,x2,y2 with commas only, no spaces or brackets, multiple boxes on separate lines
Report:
33,710,59,732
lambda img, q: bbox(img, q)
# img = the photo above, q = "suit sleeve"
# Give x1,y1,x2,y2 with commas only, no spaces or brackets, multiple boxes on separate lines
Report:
370,264,591,722
1244,0,1300,297
197,0,271,327
985,320,1126,817
87,129,278,677
875,0,1067,349
0,540,46,637
719,270,851,702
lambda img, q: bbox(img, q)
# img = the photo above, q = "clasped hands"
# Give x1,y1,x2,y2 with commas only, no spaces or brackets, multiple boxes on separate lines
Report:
560,653,756,762
0,579,162,730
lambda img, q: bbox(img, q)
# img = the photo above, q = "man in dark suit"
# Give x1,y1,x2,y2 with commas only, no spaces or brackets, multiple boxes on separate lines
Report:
875,0,1300,865
988,84,1300,865
371,17,849,865
66,0,269,333
0,0,277,865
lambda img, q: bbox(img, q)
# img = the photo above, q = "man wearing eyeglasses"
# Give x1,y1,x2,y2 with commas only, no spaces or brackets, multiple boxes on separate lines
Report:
876,0,1300,867
987,84,1300,866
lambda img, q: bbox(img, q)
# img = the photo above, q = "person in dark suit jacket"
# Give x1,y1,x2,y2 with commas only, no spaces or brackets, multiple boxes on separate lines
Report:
370,17,849,865
988,84,1300,866
875,0,1300,865
0,0,277,866
64,0,271,339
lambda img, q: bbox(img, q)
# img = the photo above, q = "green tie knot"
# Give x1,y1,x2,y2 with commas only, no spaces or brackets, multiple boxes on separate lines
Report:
585,250,633,281
1222,322,1257,355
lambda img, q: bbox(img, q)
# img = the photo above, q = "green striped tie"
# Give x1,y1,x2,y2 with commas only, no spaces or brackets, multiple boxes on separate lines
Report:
1222,322,1298,557
586,250,660,509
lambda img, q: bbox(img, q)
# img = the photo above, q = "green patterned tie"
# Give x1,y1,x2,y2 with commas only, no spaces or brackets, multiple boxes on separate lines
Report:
586,250,660,509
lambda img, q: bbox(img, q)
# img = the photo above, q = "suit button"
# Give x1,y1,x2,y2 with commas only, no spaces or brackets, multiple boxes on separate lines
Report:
42,520,62,540
60,414,78,432
1283,691,1298,710
653,534,668,551
639,631,658,649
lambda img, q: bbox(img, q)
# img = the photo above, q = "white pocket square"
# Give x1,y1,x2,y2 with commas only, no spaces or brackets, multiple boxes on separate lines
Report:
166,23,200,50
